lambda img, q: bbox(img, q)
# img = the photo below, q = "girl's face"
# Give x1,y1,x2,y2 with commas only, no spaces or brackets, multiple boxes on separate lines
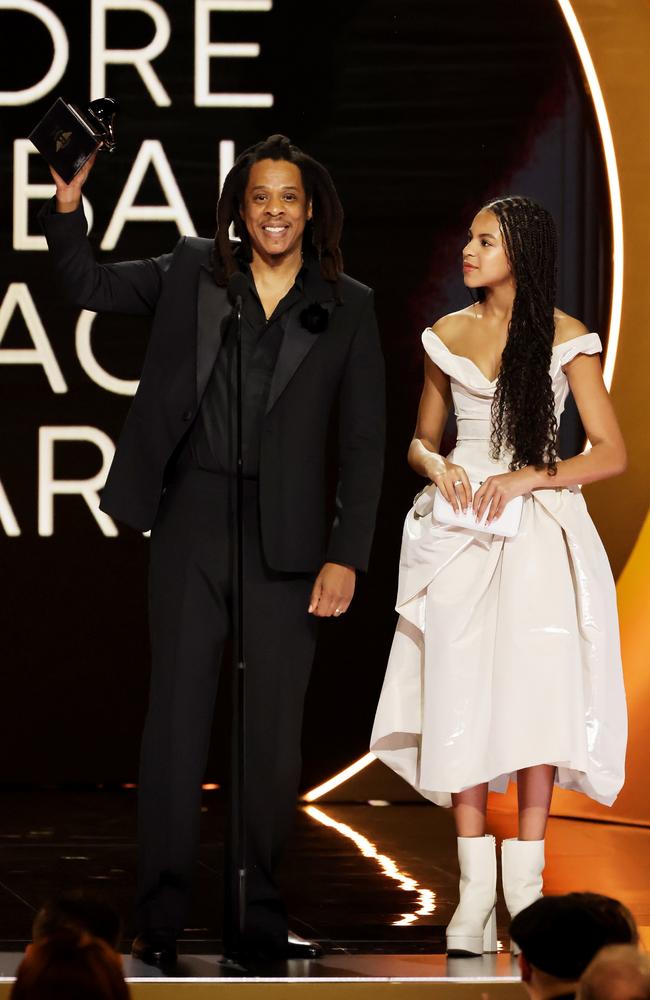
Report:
462,210,512,291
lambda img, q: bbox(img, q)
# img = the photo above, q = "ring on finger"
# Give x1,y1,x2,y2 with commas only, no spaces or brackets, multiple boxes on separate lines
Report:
453,479,463,487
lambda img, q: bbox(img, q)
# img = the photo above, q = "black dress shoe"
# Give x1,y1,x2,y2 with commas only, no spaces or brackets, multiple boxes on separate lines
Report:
131,931,178,968
286,930,324,959
224,930,324,962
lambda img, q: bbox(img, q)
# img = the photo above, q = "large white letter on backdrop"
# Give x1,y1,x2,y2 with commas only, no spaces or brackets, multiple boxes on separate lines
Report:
0,0,68,105
13,140,94,251
91,0,171,106
0,284,67,393
195,0,274,107
38,426,118,537
0,481,20,537
76,311,139,396
101,139,196,249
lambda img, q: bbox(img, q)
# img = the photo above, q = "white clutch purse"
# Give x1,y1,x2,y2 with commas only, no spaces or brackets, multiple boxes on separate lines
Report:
414,480,523,538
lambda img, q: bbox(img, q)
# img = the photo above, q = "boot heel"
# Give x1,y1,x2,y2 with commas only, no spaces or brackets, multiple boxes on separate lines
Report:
483,905,497,952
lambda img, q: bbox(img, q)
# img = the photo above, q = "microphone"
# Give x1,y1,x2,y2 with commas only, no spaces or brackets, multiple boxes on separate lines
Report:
227,271,248,308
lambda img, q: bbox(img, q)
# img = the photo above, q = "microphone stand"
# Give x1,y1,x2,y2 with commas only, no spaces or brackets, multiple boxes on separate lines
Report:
224,272,248,966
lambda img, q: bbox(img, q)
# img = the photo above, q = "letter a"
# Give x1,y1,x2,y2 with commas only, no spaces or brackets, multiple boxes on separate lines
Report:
38,426,118,536
0,283,67,392
101,140,196,249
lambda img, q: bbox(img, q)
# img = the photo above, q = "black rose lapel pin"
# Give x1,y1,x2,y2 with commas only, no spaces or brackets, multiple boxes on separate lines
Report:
299,302,330,334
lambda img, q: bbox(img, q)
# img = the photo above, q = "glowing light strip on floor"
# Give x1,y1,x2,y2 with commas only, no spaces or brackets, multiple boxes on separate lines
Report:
303,804,435,927
556,0,623,391
302,753,376,802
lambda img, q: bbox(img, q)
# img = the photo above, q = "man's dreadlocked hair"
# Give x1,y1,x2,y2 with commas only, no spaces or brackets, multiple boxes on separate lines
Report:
479,195,559,474
212,134,344,294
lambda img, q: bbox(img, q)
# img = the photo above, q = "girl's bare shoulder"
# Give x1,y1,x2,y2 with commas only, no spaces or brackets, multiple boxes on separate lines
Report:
553,309,590,346
429,306,476,347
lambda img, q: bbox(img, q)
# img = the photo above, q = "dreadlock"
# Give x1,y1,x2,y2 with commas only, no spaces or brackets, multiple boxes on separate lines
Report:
212,134,344,294
479,195,559,474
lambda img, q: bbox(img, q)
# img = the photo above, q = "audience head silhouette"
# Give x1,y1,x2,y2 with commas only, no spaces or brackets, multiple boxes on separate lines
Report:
510,892,639,1000
579,944,650,1000
10,929,130,1000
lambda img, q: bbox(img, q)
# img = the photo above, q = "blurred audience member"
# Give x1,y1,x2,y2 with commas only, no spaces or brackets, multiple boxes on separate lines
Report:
10,929,130,1000
579,945,650,1000
510,893,639,999
32,892,122,951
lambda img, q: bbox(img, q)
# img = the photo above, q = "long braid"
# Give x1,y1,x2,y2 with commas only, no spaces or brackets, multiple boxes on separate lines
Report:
482,196,559,474
211,135,344,294
308,164,344,280
214,166,250,282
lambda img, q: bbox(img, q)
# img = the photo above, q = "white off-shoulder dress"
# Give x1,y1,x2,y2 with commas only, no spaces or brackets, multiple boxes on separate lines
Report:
371,330,627,807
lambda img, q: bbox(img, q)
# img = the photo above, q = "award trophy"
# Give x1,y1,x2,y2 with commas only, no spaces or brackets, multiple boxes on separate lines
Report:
29,97,118,183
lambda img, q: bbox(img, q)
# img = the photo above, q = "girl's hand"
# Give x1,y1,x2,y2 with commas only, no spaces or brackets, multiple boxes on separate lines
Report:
428,458,473,513
473,468,537,525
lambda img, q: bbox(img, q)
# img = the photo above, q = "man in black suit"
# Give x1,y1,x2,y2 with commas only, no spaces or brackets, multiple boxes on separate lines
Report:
41,134,385,965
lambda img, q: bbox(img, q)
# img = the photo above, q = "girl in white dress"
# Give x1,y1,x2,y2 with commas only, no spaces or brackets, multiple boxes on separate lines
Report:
371,196,627,956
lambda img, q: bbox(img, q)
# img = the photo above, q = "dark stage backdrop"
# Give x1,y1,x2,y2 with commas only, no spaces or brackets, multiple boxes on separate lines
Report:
0,1,610,785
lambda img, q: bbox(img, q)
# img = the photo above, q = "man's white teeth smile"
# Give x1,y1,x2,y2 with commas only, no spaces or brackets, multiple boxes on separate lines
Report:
264,226,287,233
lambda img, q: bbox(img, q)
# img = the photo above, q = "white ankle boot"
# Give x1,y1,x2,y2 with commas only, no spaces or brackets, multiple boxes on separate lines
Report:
446,835,497,956
501,838,545,953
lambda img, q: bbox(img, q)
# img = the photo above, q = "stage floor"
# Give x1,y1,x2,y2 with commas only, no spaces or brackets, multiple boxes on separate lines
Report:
0,787,647,991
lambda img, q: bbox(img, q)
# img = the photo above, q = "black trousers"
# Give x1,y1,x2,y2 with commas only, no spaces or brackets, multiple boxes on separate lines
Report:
136,461,317,948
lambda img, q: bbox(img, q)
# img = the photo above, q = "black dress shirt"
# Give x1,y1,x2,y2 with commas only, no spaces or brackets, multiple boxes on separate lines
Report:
190,260,307,478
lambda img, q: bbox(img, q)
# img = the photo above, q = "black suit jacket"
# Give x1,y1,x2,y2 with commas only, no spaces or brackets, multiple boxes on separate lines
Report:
40,202,385,573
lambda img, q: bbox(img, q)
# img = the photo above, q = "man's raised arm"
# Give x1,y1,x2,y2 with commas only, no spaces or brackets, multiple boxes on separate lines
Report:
39,155,175,317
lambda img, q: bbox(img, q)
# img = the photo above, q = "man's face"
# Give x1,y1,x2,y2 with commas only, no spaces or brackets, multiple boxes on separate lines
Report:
240,158,312,262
